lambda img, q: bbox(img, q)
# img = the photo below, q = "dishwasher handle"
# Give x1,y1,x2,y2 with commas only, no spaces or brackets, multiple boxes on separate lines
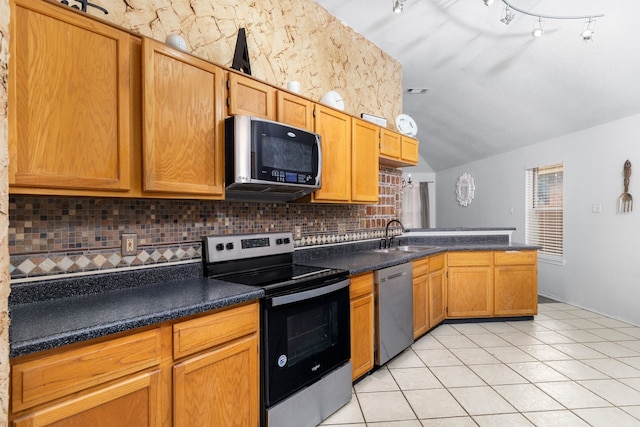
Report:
380,271,409,282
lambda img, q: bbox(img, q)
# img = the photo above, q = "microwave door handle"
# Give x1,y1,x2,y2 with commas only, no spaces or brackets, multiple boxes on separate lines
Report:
317,136,322,185
270,278,349,307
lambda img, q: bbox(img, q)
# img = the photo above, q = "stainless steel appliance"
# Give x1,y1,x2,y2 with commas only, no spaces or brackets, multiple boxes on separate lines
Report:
203,232,351,427
374,262,414,365
225,115,322,202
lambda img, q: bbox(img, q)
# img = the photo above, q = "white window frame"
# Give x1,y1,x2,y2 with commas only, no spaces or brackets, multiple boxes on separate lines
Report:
525,163,565,266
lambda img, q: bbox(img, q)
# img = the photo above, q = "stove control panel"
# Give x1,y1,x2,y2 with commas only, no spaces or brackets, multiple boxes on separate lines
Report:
204,232,294,263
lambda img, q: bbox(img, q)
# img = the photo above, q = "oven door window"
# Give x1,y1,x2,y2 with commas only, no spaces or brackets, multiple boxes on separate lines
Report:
263,285,350,407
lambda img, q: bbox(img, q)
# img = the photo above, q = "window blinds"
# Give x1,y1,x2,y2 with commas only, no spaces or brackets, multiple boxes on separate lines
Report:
525,163,564,258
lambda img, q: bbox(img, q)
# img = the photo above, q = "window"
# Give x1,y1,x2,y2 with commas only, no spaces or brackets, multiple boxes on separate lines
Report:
525,163,564,262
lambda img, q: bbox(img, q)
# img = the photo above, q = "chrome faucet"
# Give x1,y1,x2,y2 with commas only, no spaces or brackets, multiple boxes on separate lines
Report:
381,219,405,249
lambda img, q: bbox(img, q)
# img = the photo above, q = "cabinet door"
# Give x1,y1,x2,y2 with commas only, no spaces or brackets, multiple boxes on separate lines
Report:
412,258,429,339
9,0,131,192
429,268,446,326
351,119,380,203
276,91,314,131
428,254,446,326
12,370,161,427
401,136,419,165
313,105,351,202
141,38,225,197
495,265,538,316
350,294,374,381
447,266,494,318
227,72,276,120
173,334,259,427
380,129,402,161
350,273,374,381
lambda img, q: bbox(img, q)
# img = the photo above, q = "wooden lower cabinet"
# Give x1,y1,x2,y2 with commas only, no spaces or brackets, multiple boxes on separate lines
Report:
446,252,494,318
412,257,429,339
173,334,259,427
349,272,374,381
10,302,260,427
12,370,161,427
494,251,538,316
428,254,446,326
414,254,447,339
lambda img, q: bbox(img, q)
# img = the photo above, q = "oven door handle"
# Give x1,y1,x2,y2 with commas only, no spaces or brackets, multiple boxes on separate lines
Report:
270,278,349,307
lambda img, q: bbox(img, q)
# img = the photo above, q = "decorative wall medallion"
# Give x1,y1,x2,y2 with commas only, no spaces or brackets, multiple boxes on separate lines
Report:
456,172,475,207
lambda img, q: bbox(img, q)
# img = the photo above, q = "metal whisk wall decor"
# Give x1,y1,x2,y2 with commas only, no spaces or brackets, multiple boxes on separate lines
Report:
618,160,633,213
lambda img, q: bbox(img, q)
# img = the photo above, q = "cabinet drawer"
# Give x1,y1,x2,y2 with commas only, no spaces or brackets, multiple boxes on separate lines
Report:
494,251,537,266
12,328,162,412
413,258,428,277
173,302,259,359
350,272,373,300
448,251,493,266
430,254,445,271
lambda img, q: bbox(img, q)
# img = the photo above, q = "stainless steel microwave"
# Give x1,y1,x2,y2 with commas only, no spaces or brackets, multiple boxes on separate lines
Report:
224,115,322,202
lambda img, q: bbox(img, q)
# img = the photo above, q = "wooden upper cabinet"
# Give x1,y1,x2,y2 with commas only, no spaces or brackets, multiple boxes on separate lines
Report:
277,91,314,131
379,128,419,167
313,105,351,202
401,136,419,165
351,118,380,203
227,72,276,120
380,129,402,161
9,0,132,192
141,37,225,197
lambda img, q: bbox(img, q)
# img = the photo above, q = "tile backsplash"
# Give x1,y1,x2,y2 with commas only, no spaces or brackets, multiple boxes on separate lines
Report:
10,167,403,280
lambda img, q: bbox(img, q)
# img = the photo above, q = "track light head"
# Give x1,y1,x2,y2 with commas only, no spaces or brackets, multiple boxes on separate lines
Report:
532,18,544,37
392,0,404,14
581,19,596,41
500,6,515,25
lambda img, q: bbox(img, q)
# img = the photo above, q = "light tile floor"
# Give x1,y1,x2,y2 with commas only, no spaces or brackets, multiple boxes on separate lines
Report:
320,302,640,426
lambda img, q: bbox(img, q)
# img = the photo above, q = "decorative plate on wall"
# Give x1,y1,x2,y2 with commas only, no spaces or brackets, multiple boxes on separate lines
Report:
395,114,417,137
456,173,475,207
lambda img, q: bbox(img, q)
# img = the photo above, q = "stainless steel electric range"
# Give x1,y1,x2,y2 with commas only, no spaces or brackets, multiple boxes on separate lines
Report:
203,232,352,427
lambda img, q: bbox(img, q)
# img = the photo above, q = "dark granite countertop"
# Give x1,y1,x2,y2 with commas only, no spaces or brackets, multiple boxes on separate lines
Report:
10,276,263,358
300,242,539,275
9,231,538,359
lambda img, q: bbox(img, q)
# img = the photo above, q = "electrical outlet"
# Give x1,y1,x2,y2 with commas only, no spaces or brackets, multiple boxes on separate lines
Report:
294,226,302,240
338,223,347,235
122,233,138,256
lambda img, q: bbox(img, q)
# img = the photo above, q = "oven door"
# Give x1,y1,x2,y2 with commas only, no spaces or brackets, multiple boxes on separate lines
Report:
263,278,350,407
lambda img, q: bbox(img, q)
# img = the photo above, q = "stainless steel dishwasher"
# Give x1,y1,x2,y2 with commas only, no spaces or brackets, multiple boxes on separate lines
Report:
374,262,413,365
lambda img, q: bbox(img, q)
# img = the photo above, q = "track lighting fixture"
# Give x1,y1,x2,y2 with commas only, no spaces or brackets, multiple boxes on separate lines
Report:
392,0,405,14
484,0,604,40
500,6,515,25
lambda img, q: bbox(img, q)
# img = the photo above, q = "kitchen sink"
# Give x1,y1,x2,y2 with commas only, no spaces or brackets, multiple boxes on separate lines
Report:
371,245,436,254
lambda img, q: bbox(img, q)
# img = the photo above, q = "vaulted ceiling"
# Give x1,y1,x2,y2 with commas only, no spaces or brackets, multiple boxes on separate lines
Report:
313,0,640,171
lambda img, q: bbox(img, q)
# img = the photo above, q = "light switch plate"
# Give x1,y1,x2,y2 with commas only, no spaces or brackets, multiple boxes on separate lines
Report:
294,226,302,240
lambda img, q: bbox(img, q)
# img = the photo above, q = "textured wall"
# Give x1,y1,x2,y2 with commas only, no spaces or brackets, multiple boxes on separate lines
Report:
1,0,10,421
82,0,403,127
